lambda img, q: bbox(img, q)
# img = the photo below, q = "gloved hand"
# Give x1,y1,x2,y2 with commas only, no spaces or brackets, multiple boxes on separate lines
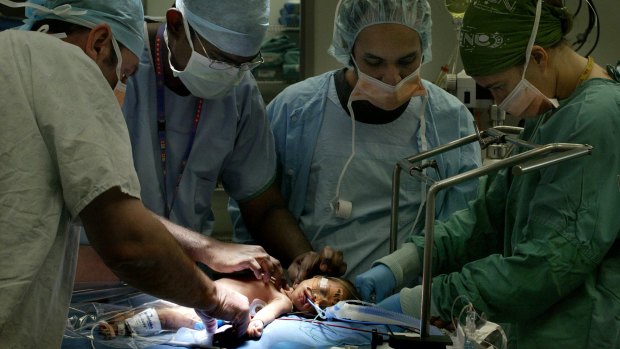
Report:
355,263,396,303
384,285,437,319
288,246,346,286
377,293,402,313
195,284,250,336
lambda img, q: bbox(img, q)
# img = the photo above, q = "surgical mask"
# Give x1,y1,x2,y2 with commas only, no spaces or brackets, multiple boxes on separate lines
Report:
164,17,244,99
351,56,426,111
111,38,127,106
497,79,557,117
497,0,558,117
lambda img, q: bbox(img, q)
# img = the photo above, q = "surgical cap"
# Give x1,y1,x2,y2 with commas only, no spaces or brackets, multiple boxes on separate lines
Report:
20,0,144,58
175,0,269,57
460,0,569,77
328,0,433,67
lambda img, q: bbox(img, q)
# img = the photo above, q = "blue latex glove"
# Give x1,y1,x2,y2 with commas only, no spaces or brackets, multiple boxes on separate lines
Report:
354,264,396,303
377,293,403,313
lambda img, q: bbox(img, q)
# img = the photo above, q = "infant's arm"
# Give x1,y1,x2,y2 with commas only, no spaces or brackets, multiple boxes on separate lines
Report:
246,295,293,337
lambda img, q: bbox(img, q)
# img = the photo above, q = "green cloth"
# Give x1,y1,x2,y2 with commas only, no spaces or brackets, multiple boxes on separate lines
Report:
381,78,620,348
260,35,297,53
460,0,566,76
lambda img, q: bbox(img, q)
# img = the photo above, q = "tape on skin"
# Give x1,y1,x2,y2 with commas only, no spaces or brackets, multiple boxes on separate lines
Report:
117,322,126,336
124,308,162,336
319,277,329,295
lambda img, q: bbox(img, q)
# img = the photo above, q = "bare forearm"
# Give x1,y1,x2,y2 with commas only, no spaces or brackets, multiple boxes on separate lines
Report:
247,205,312,267
101,234,214,310
153,213,211,261
81,191,217,311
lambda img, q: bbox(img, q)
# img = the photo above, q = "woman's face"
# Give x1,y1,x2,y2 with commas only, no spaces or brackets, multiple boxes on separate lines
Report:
284,277,347,312
352,23,423,86
473,52,556,118
473,66,524,106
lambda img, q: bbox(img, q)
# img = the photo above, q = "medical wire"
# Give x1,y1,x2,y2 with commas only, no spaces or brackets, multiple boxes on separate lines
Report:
571,0,599,57
279,317,394,336
434,19,461,88
309,93,358,244
583,0,599,57
449,295,507,349
450,294,473,333
309,63,434,251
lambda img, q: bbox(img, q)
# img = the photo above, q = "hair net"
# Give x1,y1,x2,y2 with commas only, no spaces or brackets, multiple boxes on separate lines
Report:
175,0,269,57
328,0,432,67
460,0,569,76
15,0,145,58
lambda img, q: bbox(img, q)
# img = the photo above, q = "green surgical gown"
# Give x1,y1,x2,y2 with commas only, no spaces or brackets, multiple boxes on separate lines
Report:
410,78,620,348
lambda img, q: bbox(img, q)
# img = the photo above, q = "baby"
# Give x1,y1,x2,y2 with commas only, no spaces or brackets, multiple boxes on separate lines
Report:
223,274,359,337
101,275,358,338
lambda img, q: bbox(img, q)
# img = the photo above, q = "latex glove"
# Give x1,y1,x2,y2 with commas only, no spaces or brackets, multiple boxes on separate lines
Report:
195,284,250,336
204,240,285,288
355,264,396,303
288,246,346,285
394,285,440,319
377,293,403,313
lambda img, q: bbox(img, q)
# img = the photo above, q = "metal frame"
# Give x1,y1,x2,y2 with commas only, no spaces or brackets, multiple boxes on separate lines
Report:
388,126,592,340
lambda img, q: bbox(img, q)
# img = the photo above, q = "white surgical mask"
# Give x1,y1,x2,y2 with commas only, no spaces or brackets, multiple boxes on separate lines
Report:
497,79,557,117
350,56,426,110
164,17,244,99
498,0,558,117
111,38,127,106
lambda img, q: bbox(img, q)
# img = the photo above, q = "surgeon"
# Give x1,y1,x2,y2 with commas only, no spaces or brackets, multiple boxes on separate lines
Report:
357,0,620,347
231,0,481,280
0,0,281,346
122,0,345,285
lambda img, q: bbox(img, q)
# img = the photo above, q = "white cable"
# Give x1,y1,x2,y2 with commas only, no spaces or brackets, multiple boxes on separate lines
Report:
310,93,357,244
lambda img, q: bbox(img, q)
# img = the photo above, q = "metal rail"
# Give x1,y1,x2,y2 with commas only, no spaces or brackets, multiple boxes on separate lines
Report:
388,126,592,339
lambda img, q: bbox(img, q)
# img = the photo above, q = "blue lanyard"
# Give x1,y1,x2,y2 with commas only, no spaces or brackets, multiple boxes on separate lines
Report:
155,25,203,218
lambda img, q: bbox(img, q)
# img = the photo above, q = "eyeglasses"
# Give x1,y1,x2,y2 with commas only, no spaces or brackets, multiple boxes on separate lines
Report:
194,32,264,71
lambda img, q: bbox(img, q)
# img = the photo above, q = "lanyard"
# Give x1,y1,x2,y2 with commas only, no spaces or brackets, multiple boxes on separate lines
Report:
155,24,204,218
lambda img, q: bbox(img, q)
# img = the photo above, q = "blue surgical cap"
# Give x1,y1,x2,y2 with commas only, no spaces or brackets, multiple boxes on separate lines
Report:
329,0,433,66
20,0,144,58
176,0,269,57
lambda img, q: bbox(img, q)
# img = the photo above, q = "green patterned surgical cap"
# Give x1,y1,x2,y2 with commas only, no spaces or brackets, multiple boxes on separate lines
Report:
459,0,568,76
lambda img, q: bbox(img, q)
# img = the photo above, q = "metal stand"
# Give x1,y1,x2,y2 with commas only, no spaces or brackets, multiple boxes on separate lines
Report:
388,126,592,346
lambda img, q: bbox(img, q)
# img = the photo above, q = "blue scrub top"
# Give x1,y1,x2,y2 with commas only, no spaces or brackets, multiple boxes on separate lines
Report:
123,37,276,235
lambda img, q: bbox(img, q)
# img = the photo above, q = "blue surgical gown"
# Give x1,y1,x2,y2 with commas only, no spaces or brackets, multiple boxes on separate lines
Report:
232,70,481,278
123,39,276,235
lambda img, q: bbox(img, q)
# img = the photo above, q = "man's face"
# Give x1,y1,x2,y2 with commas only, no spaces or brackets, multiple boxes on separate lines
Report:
99,45,139,88
165,9,259,72
352,23,423,86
